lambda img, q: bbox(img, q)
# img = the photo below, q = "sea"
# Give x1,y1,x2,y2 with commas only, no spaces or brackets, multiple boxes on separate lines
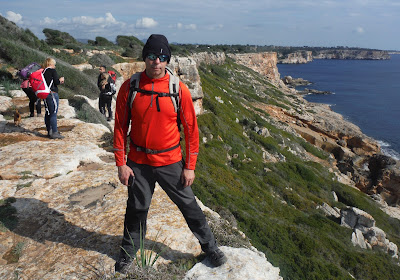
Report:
277,54,400,161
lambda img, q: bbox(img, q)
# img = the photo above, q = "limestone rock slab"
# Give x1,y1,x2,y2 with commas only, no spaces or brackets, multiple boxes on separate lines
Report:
184,246,283,280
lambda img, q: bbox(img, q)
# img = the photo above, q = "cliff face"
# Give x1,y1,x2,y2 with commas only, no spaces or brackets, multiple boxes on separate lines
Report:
227,52,282,86
278,51,313,64
191,52,226,65
278,49,390,64
313,49,390,60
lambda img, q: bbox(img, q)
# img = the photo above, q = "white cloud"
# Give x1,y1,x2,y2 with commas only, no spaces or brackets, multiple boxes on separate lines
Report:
176,23,197,30
355,26,365,34
206,24,224,31
41,17,56,25
6,11,23,24
105,12,117,24
186,24,197,30
136,17,158,28
71,13,118,26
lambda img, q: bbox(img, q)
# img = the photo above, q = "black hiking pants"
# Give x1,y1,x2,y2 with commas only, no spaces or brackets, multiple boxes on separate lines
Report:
120,159,218,259
99,94,112,118
22,87,41,116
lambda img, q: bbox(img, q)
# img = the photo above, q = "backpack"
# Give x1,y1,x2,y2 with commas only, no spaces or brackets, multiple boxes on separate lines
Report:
127,67,182,154
18,62,41,79
108,70,117,83
29,68,53,99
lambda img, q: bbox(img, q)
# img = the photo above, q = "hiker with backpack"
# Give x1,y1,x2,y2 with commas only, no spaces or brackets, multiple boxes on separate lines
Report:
18,62,42,117
42,58,65,139
113,34,227,274
20,78,42,117
97,65,116,121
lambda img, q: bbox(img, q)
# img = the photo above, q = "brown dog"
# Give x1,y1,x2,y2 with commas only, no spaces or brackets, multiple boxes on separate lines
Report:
14,109,21,126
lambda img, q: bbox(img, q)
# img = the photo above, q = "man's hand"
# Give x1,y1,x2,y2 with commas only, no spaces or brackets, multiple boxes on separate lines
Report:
181,168,195,187
118,165,135,186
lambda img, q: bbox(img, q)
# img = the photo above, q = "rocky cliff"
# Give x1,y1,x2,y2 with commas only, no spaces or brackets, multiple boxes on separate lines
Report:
278,51,313,64
278,49,390,64
227,52,282,86
313,49,390,60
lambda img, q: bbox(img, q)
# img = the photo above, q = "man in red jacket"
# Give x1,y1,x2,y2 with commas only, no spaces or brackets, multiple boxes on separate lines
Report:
113,34,227,273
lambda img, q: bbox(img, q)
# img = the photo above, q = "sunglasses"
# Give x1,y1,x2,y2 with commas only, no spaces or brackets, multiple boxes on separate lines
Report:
146,53,169,62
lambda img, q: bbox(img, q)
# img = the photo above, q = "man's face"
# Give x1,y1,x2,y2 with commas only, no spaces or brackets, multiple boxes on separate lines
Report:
99,67,106,73
145,54,168,79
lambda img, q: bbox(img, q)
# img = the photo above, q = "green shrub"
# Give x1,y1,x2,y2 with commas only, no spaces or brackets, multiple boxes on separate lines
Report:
94,36,114,46
88,53,115,67
43,28,77,45
116,35,143,48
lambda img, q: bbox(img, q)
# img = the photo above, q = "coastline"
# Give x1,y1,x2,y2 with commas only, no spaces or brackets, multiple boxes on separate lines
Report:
269,82,400,219
278,56,400,161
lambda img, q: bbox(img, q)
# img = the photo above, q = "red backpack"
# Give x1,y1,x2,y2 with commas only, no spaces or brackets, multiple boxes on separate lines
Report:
29,68,53,99
108,70,116,83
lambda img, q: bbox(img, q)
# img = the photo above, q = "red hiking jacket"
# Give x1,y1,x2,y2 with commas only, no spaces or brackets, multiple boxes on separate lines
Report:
113,71,199,170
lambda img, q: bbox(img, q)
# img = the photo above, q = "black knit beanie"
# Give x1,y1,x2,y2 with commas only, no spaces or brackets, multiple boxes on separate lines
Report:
142,34,171,63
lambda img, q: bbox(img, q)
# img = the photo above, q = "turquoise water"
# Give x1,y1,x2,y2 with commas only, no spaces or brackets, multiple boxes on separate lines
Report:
278,55,400,160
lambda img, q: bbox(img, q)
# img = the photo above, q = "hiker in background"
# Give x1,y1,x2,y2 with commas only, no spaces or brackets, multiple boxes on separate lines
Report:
113,34,227,274
98,67,114,121
42,57,65,139
20,78,41,117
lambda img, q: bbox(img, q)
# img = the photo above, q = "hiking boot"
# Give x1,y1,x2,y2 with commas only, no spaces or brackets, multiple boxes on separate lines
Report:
115,256,134,274
50,132,65,139
207,248,227,267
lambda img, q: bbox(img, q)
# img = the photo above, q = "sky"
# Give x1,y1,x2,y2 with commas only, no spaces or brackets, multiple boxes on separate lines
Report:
1,0,399,50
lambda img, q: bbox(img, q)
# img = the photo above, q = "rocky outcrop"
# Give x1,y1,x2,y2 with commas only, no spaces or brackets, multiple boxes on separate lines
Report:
184,246,283,280
278,51,313,64
112,61,145,81
342,207,398,258
191,52,226,65
227,52,282,86
318,195,398,259
169,56,203,100
365,155,400,205
282,76,311,87
72,63,93,71
169,56,204,115
298,88,333,95
313,50,390,60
